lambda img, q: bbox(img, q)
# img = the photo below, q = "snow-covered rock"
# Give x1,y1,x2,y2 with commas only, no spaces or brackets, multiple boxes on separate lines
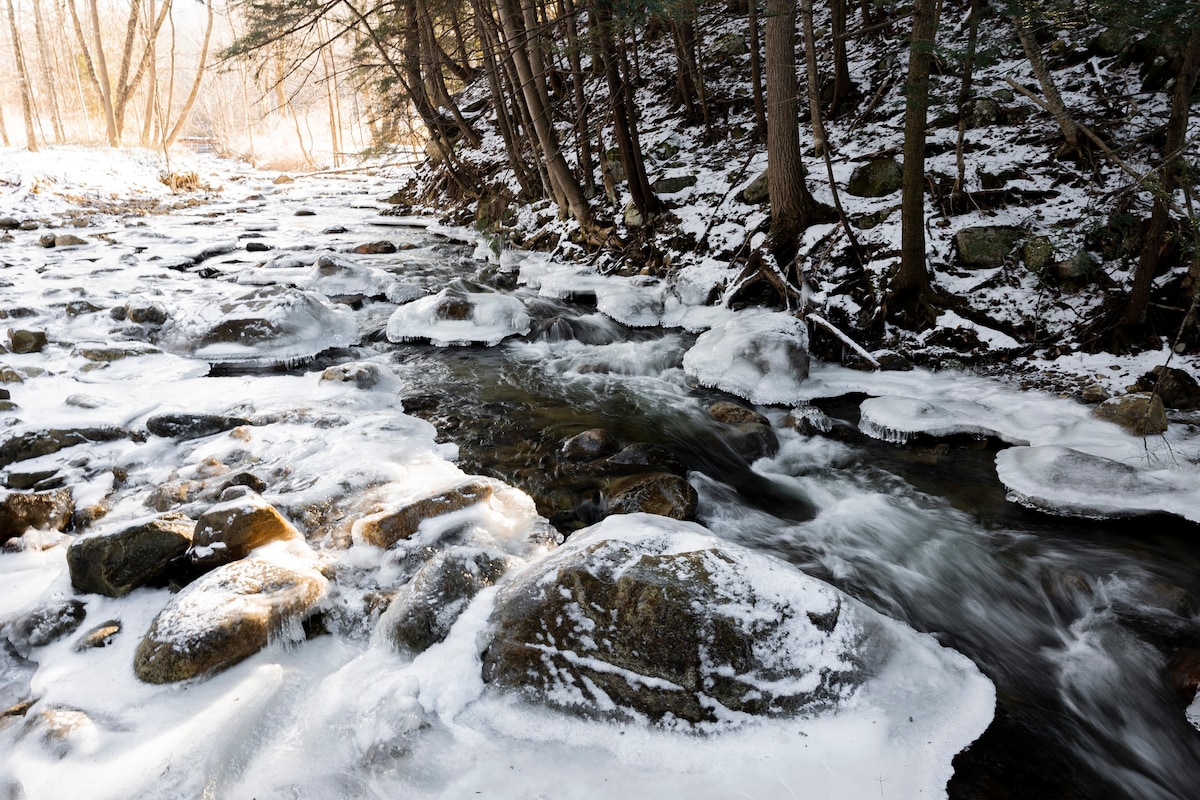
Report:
385,288,530,346
682,311,809,404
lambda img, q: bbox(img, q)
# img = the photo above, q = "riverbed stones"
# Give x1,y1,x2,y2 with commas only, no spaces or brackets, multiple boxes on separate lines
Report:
74,620,122,651
146,413,253,440
355,480,496,549
0,488,74,542
606,473,698,520
133,558,327,683
482,516,878,725
560,428,620,461
351,241,397,255
7,330,47,355
190,490,303,568
320,362,383,389
954,226,1023,269
381,547,513,656
6,599,87,654
1091,392,1167,436
0,426,132,469
67,514,194,596
708,401,769,426
125,299,169,326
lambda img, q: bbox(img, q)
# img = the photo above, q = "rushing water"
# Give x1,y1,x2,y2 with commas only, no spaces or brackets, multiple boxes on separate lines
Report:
362,236,1200,799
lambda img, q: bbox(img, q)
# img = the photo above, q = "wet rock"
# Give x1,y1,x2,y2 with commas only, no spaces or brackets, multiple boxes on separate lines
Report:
322,225,349,235
3,469,61,491
217,471,268,495
146,413,252,440
355,480,495,549
1092,393,1167,436
0,217,19,231
0,488,74,543
246,241,272,252
785,405,834,435
7,330,47,355
0,426,132,469
351,241,397,255
847,158,902,197
295,209,315,217
873,350,913,371
1136,366,1200,410
74,620,122,651
1079,383,1111,404
6,599,87,654
381,547,513,656
482,517,879,725
273,175,294,185
22,706,96,756
739,171,769,204
605,473,698,520
133,558,327,683
37,234,56,248
954,226,1023,269
708,401,769,426
74,342,161,362
67,514,193,596
606,443,687,475
560,428,621,461
53,234,88,247
191,490,303,568
1169,648,1200,704
125,299,168,326
320,362,383,389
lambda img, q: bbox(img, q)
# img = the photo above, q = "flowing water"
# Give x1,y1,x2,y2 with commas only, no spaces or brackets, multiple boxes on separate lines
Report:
368,237,1200,799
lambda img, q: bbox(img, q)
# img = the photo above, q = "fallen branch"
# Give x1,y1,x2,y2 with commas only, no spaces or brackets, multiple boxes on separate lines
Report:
806,312,881,368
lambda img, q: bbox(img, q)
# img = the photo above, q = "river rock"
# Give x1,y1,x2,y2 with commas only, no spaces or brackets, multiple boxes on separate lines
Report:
847,158,902,197
708,401,769,426
7,330,47,355
354,480,496,549
133,558,327,683
246,241,272,252
606,473,698,520
482,515,879,725
0,488,74,543
0,426,132,469
67,514,193,596
651,175,697,195
1091,393,1167,436
146,413,252,440
22,706,96,757
6,599,87,655
53,234,88,248
954,226,1023,269
560,428,621,461
125,299,169,326
0,217,19,231
351,241,397,255
190,490,303,568
1136,366,1200,410
784,405,834,435
723,421,780,462
381,546,513,656
320,362,383,389
74,619,122,651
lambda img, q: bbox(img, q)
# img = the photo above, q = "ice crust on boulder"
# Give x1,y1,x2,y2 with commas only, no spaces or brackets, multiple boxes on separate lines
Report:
386,289,531,346
160,286,358,367
995,446,1200,523
859,395,1030,445
682,311,810,404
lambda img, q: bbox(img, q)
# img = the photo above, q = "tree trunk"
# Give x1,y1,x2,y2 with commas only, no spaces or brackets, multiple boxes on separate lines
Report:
748,0,765,139
112,0,142,138
5,0,39,151
162,0,212,149
892,0,938,326
764,0,818,268
31,0,64,142
829,0,851,117
1117,27,1200,336
951,0,981,210
85,0,119,145
561,0,595,196
1013,8,1084,160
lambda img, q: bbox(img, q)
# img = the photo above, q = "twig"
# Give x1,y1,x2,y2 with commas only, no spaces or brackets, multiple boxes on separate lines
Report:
806,312,881,368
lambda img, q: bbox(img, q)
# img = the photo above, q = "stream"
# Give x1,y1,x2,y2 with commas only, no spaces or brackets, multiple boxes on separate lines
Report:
3,164,1200,798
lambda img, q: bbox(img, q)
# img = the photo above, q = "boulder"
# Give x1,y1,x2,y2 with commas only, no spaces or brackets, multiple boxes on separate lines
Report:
954,226,1023,269
191,490,303,568
53,234,88,248
1021,236,1055,272
381,547,513,656
482,516,880,725
1137,366,1200,410
146,413,252,440
133,558,327,683
355,480,496,549
1092,393,1168,436
125,299,169,326
784,405,834,435
67,514,193,596
7,330,47,355
0,217,19,231
706,32,747,62
246,241,272,252
606,473,698,520
0,488,74,542
6,599,87,654
708,401,769,426
0,426,132,469
272,175,294,185
351,241,397,255
846,158,902,197
560,428,621,461
320,362,384,389
1055,249,1097,283
722,421,780,462
651,175,697,195
738,171,769,205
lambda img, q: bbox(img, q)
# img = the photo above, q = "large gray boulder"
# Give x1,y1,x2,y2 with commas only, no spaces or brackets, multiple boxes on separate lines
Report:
134,558,327,683
482,515,881,726
954,226,1023,269
67,514,193,596
847,158,902,197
